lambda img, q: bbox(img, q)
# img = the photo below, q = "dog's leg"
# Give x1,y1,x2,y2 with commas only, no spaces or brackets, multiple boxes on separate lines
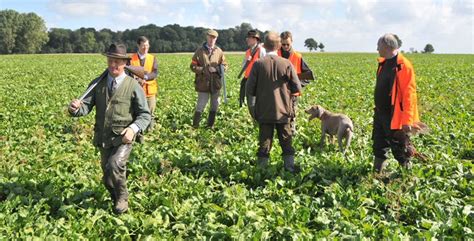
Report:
344,129,353,154
320,127,326,151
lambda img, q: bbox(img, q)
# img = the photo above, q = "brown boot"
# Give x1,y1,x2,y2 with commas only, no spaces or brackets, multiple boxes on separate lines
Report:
192,111,202,128
207,111,217,128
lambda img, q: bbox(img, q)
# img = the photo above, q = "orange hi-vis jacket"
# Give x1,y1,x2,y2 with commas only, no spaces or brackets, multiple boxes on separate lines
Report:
131,53,157,97
377,53,420,130
244,47,261,78
278,49,302,74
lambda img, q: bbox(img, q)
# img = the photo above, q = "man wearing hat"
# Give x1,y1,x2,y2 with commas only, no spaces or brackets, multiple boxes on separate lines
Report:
239,29,266,107
190,29,228,129
68,43,151,214
373,33,420,173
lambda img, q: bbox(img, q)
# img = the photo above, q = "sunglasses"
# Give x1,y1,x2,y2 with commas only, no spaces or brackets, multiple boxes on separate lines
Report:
282,44,290,46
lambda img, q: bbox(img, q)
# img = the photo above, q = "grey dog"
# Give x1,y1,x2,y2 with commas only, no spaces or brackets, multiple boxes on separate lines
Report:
306,105,354,154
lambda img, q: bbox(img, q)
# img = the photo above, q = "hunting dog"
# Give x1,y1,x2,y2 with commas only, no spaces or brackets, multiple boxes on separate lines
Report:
306,105,353,154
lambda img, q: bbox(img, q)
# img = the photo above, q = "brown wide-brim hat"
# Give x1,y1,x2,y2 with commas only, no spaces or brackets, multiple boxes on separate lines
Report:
102,43,131,59
247,30,260,41
207,29,219,38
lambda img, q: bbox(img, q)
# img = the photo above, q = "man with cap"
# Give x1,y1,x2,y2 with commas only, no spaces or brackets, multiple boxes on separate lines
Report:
68,43,151,214
373,33,420,173
190,29,228,129
246,31,302,173
279,31,314,135
239,29,266,107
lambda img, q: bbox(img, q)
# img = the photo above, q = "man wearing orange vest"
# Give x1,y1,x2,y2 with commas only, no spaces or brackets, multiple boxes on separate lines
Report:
130,36,158,131
239,30,266,107
278,31,313,134
373,33,420,173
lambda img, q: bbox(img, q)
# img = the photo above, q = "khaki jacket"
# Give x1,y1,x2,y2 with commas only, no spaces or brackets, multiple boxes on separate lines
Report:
190,44,228,93
246,54,302,123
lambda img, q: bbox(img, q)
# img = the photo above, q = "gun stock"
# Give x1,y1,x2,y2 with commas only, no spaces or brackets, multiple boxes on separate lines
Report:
125,65,146,79
297,70,315,81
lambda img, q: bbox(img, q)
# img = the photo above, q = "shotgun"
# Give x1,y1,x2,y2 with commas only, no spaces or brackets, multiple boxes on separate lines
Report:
78,69,108,101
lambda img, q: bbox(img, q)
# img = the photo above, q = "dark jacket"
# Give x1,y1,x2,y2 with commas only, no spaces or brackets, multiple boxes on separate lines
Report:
72,73,151,148
190,43,228,93
246,54,302,123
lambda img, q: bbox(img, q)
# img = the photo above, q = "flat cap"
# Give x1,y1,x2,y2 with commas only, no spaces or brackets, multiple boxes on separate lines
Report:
207,29,218,37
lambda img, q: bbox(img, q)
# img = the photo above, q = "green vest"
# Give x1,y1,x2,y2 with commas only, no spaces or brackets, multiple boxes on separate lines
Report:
93,75,135,148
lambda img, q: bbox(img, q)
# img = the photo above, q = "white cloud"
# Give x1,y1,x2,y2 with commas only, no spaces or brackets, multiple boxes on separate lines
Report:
49,0,109,17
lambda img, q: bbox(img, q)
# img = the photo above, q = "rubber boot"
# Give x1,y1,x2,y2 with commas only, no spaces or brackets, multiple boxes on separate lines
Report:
193,111,202,128
207,111,217,128
373,157,388,174
257,156,269,167
283,155,295,173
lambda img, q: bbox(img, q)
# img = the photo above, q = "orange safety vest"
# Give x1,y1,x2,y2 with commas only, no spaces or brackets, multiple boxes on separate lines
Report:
377,53,420,130
244,47,261,78
278,49,302,74
131,53,157,97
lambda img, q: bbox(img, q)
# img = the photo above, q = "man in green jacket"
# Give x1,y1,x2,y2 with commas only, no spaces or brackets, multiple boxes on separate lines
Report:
68,43,151,214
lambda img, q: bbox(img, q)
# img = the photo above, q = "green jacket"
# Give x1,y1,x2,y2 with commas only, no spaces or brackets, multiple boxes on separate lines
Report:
72,72,151,148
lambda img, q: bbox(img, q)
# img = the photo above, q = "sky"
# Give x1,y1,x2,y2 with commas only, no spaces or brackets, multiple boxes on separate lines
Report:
1,0,473,53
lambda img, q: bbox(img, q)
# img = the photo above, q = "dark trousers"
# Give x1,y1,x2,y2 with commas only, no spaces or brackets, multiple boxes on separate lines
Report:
257,122,295,158
99,144,132,202
239,78,247,107
372,111,409,164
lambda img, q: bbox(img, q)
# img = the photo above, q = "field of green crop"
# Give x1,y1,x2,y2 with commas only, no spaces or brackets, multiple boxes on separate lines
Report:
0,52,472,239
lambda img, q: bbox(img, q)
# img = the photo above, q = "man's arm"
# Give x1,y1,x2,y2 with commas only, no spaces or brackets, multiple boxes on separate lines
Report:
131,83,152,132
400,64,417,128
144,56,159,80
288,63,302,96
190,49,204,73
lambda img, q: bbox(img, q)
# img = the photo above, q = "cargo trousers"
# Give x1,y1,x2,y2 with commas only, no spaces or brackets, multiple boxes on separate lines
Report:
257,122,295,158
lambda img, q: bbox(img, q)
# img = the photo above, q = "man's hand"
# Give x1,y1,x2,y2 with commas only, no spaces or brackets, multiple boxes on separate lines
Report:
68,99,82,114
208,66,217,73
121,127,135,144
402,125,412,134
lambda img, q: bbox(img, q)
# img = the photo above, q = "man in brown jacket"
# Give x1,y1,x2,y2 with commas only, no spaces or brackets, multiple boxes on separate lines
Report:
190,29,228,128
246,31,302,172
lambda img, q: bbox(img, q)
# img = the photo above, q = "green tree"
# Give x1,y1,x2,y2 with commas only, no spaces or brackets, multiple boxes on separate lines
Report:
318,42,325,52
14,12,49,53
423,44,434,53
304,38,318,52
0,10,22,54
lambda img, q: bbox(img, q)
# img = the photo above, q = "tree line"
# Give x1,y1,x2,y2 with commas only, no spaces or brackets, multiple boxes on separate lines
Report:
0,10,266,54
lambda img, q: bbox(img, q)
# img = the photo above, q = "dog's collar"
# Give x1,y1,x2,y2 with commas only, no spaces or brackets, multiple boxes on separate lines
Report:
320,112,329,120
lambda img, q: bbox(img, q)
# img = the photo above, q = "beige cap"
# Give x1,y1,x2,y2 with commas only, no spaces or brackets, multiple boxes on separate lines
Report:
207,29,218,37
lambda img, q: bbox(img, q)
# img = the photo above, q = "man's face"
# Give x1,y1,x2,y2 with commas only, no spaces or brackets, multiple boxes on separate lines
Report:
377,39,390,58
246,36,257,47
107,57,127,77
207,35,217,47
138,40,150,55
281,38,292,51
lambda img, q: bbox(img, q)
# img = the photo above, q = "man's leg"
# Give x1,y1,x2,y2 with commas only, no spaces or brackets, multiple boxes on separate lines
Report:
372,112,391,173
257,123,275,167
107,144,133,214
146,95,156,130
239,78,247,107
99,147,116,203
276,122,296,172
193,92,210,128
207,91,220,128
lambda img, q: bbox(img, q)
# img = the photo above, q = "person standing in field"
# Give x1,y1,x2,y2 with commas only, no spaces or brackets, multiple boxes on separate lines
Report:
278,31,314,134
239,29,266,107
372,33,420,173
130,36,159,132
190,29,228,129
68,43,151,214
246,31,302,172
